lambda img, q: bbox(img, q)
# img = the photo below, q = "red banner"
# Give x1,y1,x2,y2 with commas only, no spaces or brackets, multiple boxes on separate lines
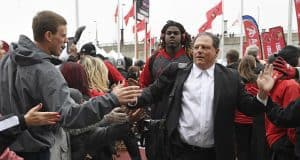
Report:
294,0,300,41
269,26,286,53
242,15,263,59
261,32,273,59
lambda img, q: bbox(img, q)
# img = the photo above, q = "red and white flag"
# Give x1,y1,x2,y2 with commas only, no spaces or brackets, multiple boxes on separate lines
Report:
114,4,119,23
242,15,263,59
206,1,223,22
269,26,286,53
261,32,273,58
124,4,134,26
198,21,211,33
133,19,146,33
198,1,223,33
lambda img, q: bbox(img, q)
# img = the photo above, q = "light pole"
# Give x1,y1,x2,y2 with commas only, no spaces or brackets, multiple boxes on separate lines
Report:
94,21,100,48
120,3,126,49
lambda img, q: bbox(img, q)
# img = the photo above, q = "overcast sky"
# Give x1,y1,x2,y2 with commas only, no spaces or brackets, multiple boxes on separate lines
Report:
0,0,296,47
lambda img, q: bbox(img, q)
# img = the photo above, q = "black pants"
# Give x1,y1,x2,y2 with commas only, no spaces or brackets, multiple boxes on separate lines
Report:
16,149,50,160
235,123,253,160
170,130,216,160
271,135,296,160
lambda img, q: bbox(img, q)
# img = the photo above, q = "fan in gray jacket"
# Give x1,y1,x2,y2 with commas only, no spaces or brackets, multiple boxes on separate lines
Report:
0,10,141,160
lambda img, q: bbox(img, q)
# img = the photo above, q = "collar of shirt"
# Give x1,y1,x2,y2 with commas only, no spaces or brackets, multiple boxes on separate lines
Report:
192,63,215,78
159,48,186,60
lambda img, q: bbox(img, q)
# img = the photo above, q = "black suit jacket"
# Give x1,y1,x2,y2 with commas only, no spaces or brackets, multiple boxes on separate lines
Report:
266,98,300,157
137,62,267,160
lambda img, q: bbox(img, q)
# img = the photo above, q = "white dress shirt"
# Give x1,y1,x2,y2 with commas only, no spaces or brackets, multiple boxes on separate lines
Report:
178,64,215,148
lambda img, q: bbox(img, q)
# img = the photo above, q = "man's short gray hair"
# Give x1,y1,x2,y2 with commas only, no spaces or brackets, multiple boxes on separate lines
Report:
245,45,259,57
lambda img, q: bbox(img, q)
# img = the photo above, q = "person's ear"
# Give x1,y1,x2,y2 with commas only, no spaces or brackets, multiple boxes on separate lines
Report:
44,31,53,42
215,48,220,58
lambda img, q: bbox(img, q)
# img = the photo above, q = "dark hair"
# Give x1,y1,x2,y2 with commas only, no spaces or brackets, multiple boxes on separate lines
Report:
277,45,300,67
192,32,220,49
32,10,67,42
60,62,90,97
226,49,240,63
267,54,278,64
80,42,96,57
159,20,192,58
134,60,145,68
127,66,140,80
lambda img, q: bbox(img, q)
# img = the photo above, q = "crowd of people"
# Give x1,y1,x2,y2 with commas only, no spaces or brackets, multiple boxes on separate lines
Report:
1,10,300,160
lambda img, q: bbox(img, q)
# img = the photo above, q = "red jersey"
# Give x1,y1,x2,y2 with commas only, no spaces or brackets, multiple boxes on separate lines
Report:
234,83,258,124
265,79,300,146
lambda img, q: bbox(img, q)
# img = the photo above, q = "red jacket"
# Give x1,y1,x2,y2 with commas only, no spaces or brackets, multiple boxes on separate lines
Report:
104,61,125,84
265,79,300,146
88,89,105,97
234,83,257,124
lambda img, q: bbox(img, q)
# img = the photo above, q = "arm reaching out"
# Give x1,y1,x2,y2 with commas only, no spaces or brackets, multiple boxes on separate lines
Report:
24,103,60,126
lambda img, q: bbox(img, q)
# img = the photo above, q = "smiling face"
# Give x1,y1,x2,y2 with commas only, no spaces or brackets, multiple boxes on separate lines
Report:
193,34,219,70
48,25,67,56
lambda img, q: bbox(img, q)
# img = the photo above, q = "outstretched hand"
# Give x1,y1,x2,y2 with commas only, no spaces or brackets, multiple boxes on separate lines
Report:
103,107,128,124
112,81,142,105
257,64,275,99
24,103,60,126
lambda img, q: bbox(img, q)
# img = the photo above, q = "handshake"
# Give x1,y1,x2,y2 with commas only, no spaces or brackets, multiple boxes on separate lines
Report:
103,107,147,124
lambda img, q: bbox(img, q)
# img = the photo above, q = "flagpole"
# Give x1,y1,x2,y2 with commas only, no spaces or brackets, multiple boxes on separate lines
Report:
134,0,138,60
287,0,293,45
144,22,148,61
75,0,79,29
117,0,121,56
240,0,244,57
221,0,225,60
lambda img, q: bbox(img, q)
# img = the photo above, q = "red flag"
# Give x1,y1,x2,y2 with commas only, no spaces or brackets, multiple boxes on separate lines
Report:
269,26,286,53
133,19,145,33
124,4,134,26
198,21,212,33
198,1,222,33
294,0,300,41
206,1,223,23
114,4,119,23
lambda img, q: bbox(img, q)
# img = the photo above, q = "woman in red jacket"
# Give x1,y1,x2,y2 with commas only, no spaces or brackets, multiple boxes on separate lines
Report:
235,55,271,160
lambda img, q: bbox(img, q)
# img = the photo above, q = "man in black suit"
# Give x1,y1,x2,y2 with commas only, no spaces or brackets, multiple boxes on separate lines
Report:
130,32,274,160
